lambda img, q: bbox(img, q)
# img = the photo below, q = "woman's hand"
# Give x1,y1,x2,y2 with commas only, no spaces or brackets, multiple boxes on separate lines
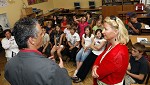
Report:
69,46,74,50
92,65,99,78
84,47,88,52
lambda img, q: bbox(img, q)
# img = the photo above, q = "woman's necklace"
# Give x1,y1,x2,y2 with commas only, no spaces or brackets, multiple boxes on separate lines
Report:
100,45,114,63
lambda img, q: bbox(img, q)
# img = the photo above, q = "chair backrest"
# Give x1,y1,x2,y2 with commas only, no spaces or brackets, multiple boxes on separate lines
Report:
144,61,150,85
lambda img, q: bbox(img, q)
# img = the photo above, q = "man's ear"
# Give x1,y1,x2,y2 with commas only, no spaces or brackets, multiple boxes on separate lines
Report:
28,37,35,45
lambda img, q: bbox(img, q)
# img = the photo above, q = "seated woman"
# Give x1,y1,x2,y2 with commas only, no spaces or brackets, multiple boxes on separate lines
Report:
86,12,94,28
72,29,107,83
61,16,68,31
38,27,51,57
51,25,64,62
52,15,60,28
92,19,103,35
72,26,94,78
44,21,52,34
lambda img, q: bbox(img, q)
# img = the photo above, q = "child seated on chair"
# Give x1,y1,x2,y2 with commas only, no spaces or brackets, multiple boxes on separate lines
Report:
71,29,107,83
51,25,64,62
125,43,149,85
72,26,94,78
67,26,80,62
38,27,51,57
127,13,142,35
92,18,103,35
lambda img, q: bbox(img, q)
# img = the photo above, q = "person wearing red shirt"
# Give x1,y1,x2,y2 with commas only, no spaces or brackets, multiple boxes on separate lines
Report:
61,16,68,31
73,16,88,39
92,15,129,85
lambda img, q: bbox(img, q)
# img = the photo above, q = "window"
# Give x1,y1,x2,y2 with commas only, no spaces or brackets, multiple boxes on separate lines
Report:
74,2,80,9
146,0,150,4
89,1,95,9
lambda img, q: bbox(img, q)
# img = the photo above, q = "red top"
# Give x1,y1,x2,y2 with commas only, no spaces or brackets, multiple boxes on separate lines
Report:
78,22,88,39
61,20,67,31
93,44,129,85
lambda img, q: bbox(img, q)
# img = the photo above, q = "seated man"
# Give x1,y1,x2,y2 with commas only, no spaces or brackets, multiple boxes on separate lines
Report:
1,29,19,61
125,43,149,84
127,13,142,35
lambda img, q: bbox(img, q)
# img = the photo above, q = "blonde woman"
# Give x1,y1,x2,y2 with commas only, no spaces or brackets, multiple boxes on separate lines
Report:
92,15,129,85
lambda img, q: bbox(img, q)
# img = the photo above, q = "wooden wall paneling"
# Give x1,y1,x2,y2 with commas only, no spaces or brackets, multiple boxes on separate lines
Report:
102,5,122,18
123,4,135,11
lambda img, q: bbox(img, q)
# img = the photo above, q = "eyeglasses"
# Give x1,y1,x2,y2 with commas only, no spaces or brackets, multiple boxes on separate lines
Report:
110,15,117,21
110,15,119,27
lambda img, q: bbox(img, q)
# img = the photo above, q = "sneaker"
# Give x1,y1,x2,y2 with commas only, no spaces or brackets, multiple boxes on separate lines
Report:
73,78,82,83
71,76,78,80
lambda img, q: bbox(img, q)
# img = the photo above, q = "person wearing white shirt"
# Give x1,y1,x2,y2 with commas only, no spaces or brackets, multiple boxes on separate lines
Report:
1,29,19,61
64,24,71,41
38,27,50,57
72,26,94,78
72,29,107,83
67,26,80,62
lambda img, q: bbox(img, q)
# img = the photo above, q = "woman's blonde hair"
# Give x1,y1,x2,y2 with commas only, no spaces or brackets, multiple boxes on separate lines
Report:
104,16,129,44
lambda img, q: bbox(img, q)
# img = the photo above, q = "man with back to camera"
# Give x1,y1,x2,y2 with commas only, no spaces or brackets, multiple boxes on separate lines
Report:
4,17,72,85
1,29,19,61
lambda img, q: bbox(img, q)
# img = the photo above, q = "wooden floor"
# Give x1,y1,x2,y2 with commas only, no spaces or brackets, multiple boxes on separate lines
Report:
0,49,150,85
0,50,93,85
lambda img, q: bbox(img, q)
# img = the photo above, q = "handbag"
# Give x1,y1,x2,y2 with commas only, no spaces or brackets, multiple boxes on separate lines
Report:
97,79,124,85
135,1,145,11
124,75,136,85
97,80,107,85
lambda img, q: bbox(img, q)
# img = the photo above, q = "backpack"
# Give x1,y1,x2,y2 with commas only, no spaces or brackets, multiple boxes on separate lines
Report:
135,1,145,11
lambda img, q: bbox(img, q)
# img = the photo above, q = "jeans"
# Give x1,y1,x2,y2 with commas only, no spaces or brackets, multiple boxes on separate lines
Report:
76,48,91,62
